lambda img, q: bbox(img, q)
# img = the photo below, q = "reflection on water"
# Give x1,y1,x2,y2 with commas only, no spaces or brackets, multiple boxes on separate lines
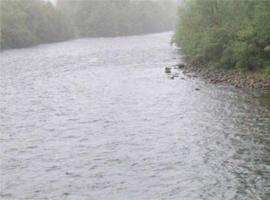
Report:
0,33,269,200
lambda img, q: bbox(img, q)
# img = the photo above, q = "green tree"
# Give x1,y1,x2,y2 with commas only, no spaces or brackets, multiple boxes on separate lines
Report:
174,0,270,72
1,0,73,49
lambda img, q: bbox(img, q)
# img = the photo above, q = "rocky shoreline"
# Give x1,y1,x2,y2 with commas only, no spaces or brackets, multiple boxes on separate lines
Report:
178,62,270,93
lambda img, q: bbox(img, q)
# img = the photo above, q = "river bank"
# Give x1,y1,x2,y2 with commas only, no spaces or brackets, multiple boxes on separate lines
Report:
180,62,270,93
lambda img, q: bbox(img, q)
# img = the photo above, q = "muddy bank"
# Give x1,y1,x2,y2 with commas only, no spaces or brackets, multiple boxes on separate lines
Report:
179,62,270,93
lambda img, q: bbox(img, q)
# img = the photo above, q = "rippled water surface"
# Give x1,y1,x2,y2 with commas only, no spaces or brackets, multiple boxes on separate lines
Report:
1,33,270,200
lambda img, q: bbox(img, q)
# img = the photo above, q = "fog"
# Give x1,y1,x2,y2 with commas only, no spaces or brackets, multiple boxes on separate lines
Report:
1,0,177,49
1,1,269,200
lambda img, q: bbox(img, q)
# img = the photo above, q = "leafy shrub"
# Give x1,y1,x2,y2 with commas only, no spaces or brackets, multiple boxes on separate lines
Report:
174,0,270,72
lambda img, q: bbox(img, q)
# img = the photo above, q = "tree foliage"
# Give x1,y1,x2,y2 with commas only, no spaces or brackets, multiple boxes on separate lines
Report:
174,0,270,72
0,0,73,49
57,0,176,37
0,0,176,49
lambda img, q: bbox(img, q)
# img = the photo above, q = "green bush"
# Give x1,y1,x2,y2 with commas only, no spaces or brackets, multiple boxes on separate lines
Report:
174,0,270,72
264,66,270,76
0,0,74,49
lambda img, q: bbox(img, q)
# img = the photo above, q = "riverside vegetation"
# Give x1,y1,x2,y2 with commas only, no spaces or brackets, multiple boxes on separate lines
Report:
173,0,270,85
1,0,269,90
0,0,176,49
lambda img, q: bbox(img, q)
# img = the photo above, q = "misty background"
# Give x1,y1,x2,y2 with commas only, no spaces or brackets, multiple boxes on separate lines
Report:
1,1,270,200
0,0,177,49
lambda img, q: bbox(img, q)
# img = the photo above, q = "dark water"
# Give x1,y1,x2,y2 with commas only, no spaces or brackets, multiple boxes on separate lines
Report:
0,33,269,200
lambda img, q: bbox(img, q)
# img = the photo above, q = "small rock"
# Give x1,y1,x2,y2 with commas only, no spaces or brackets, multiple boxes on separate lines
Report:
195,88,200,91
175,63,185,69
165,67,171,73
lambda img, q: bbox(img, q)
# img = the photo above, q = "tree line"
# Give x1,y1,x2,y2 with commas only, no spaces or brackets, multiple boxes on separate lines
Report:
0,0,176,49
0,0,73,49
174,0,270,74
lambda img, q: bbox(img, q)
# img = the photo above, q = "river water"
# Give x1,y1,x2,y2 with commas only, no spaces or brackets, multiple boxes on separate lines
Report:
1,33,269,200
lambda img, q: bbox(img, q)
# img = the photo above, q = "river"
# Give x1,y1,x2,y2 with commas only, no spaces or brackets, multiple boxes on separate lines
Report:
0,33,269,200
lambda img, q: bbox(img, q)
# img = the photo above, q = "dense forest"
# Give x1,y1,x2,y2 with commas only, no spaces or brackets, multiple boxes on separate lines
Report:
0,0,73,49
174,0,270,74
0,0,176,49
58,0,176,38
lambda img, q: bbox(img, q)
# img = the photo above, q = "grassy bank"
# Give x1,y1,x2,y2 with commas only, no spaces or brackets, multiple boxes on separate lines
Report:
173,0,270,76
